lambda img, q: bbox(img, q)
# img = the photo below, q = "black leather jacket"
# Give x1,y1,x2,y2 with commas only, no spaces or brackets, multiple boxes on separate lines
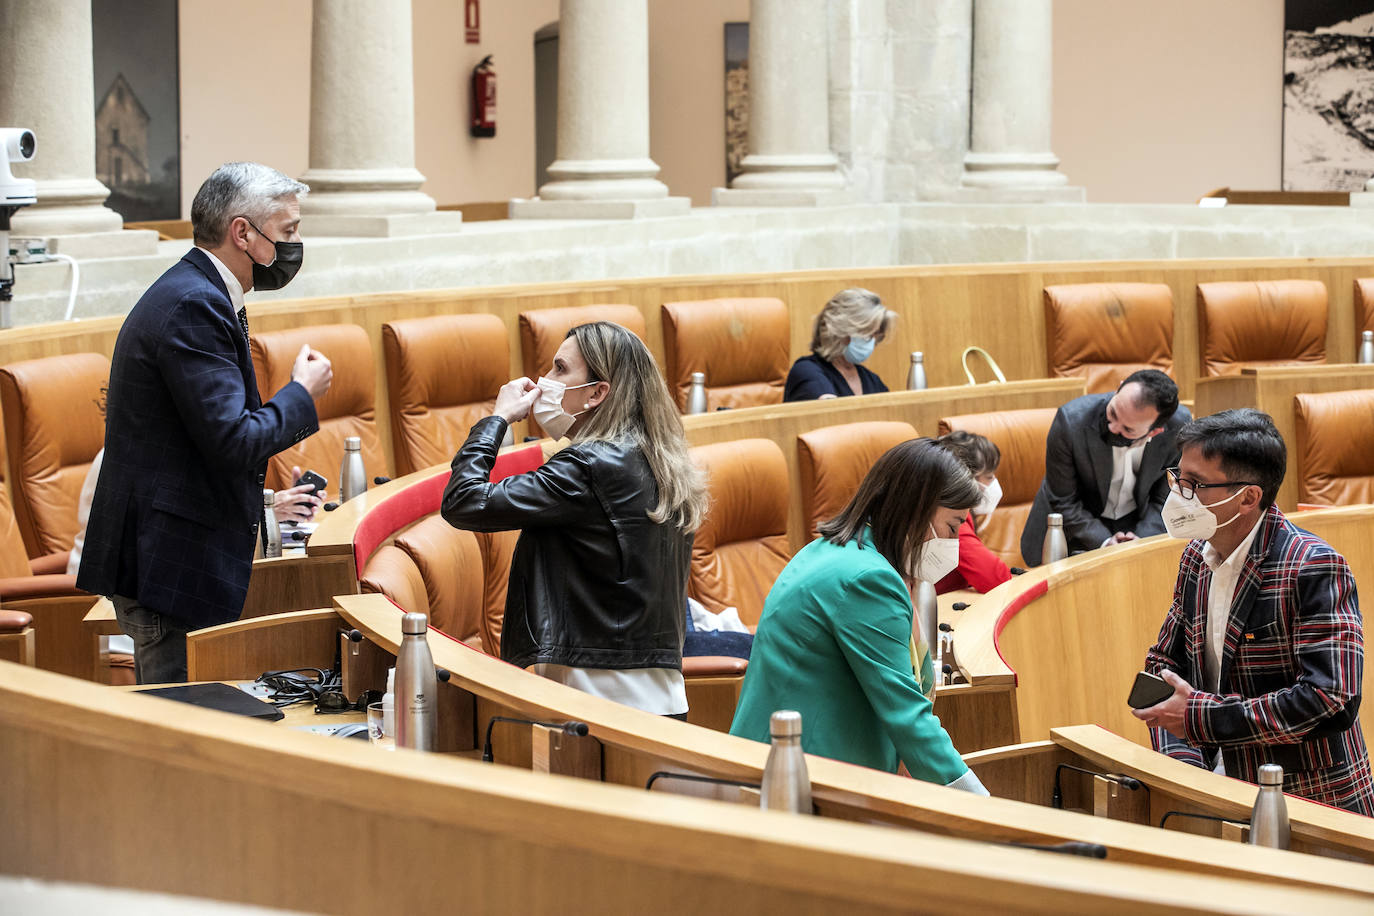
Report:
441,416,690,671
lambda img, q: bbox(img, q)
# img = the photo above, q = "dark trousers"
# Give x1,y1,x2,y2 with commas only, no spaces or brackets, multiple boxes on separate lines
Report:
113,594,190,684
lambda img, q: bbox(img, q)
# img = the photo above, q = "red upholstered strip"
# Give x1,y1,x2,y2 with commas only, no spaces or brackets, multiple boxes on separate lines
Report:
991,578,1049,688
352,445,545,577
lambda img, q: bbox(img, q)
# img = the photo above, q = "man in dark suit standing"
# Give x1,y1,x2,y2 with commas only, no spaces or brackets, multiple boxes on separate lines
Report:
77,162,333,684
1021,369,1189,566
1134,410,1372,814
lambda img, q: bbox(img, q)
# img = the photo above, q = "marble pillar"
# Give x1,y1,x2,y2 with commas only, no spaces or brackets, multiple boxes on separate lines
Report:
0,0,156,257
511,0,688,219
958,0,1083,202
299,0,461,237
713,0,847,206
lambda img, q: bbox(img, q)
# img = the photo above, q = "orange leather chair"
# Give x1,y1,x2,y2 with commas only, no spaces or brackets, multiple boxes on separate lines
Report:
393,516,489,651
472,530,515,655
518,304,647,436
661,297,789,411
1196,280,1327,377
382,314,509,476
359,544,429,619
1043,283,1173,393
688,439,791,627
0,352,109,560
1294,389,1374,506
1356,278,1374,344
250,324,388,492
797,421,918,540
937,408,1058,567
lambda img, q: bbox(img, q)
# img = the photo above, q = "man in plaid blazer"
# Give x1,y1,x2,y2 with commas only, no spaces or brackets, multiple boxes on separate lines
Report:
77,163,332,684
1135,409,1372,815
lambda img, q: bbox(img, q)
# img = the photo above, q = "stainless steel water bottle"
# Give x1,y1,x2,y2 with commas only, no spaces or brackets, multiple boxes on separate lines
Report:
1247,764,1290,849
394,612,437,751
760,710,811,814
261,489,281,558
907,352,927,390
1044,513,1069,564
1360,330,1374,365
686,371,708,415
340,436,367,503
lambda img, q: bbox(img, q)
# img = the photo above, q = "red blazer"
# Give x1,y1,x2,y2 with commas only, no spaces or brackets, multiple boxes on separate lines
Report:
936,515,1012,595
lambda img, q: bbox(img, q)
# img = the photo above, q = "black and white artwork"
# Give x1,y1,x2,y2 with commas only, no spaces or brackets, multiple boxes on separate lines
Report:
724,23,749,185
1283,1,1374,190
92,0,181,221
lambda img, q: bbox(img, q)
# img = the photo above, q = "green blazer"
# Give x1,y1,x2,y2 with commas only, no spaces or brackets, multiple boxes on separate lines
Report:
729,531,970,784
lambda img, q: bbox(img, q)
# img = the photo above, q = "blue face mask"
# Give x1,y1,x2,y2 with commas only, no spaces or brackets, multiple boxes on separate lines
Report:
844,335,876,364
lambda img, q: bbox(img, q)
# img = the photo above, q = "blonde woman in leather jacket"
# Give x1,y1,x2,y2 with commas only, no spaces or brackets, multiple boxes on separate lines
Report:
442,321,708,717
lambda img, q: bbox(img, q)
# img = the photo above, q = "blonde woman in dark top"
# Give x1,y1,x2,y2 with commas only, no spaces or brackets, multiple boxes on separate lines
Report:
784,288,897,401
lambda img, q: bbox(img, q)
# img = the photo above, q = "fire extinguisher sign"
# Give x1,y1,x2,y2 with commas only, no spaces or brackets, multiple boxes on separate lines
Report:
465,0,480,43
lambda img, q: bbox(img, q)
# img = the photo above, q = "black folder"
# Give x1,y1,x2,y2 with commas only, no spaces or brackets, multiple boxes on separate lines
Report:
137,682,286,721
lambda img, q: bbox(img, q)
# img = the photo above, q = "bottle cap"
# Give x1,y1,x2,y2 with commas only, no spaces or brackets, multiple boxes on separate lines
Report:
345,436,361,450
1047,512,1064,526
1257,763,1283,786
401,611,428,635
690,371,705,383
911,351,924,363
263,489,274,506
769,709,802,738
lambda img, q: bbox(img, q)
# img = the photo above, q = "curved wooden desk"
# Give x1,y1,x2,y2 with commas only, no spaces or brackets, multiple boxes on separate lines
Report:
4,663,1369,914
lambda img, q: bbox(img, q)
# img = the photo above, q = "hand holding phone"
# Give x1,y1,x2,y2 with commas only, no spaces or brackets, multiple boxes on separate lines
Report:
1127,670,1174,709
294,470,328,495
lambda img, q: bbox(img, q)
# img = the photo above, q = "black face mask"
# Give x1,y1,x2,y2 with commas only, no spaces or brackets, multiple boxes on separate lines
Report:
241,217,303,291
1100,406,1146,448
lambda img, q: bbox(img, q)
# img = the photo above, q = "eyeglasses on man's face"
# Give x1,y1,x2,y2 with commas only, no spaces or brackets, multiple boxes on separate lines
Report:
1166,467,1257,501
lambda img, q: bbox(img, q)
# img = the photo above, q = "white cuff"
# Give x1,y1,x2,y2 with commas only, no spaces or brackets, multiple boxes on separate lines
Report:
946,768,990,796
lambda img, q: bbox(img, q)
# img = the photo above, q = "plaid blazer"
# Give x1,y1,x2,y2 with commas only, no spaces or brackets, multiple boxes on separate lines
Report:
1145,505,1373,815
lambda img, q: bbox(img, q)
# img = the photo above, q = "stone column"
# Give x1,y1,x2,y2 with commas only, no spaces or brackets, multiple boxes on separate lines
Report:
511,0,688,219
958,0,1082,201
0,0,156,256
299,0,461,237
713,0,847,206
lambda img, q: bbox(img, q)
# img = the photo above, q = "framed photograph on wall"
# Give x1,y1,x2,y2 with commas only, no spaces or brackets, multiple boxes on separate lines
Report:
92,0,181,221
1282,1,1374,190
724,23,749,186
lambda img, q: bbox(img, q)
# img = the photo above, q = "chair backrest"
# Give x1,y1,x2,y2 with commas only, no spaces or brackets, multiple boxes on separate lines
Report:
471,530,516,655
250,324,388,492
393,515,487,650
382,314,509,476
518,305,648,437
661,298,789,412
1294,389,1374,506
358,544,430,618
688,439,791,627
1356,278,1374,344
1196,280,1327,378
1043,283,1174,393
0,353,109,558
796,421,918,540
937,408,1058,567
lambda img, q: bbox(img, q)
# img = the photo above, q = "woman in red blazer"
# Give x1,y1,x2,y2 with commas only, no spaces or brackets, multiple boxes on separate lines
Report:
933,431,1012,594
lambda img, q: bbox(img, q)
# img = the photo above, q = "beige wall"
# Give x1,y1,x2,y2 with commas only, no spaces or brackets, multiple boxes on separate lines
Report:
177,1,1288,214
1052,0,1284,203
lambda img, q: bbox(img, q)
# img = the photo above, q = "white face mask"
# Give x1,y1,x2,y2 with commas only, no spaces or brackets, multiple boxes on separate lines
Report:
530,376,596,439
913,524,960,583
975,478,1002,517
1161,485,1246,541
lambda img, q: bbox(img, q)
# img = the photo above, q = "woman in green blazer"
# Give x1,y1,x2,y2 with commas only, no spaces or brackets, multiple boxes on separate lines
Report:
730,438,989,794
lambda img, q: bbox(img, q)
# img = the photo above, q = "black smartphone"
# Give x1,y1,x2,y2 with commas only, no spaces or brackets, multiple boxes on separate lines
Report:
1127,670,1174,709
294,470,328,495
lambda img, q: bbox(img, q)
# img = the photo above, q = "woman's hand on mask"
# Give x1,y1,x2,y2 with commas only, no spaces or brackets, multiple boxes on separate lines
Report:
494,377,541,424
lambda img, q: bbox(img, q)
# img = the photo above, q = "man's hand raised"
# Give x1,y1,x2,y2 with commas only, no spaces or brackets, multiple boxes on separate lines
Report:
291,344,333,400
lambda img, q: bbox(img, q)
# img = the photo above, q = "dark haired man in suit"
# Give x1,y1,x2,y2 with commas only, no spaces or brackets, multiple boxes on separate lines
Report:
1134,409,1371,814
78,162,333,684
1021,369,1190,566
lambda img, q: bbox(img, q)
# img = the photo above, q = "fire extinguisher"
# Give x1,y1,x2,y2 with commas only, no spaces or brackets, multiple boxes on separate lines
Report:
471,55,496,138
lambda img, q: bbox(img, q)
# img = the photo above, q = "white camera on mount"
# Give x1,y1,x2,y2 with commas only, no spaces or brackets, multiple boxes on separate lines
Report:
1,128,37,207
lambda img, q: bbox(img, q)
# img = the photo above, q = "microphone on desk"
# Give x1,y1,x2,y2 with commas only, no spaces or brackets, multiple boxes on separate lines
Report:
482,715,590,762
323,501,340,512
1006,840,1108,859
1052,763,1142,809
951,602,969,611
1010,567,1027,576
374,476,391,486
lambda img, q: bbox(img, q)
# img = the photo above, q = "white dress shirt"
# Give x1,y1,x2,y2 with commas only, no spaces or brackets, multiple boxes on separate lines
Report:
200,246,246,312
1198,515,1263,775
531,664,688,716
1103,440,1147,521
